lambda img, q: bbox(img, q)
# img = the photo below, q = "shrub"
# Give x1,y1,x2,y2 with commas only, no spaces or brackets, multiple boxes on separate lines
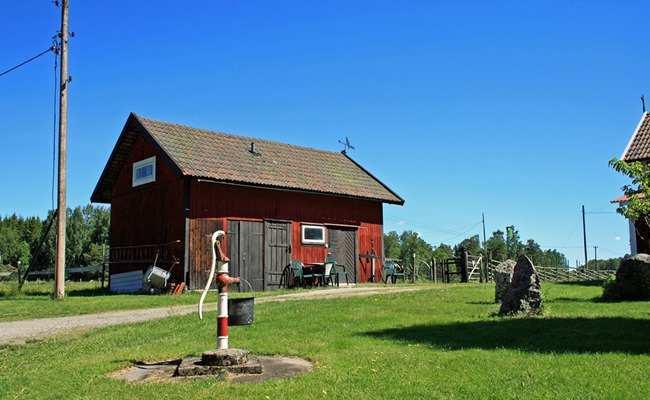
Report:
602,277,620,300
602,254,650,301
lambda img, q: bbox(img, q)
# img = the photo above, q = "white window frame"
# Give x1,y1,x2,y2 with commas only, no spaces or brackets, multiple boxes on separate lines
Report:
301,224,326,245
132,156,156,187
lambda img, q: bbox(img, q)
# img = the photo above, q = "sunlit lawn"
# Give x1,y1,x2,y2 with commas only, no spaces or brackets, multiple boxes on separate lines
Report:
0,281,296,322
1,282,649,399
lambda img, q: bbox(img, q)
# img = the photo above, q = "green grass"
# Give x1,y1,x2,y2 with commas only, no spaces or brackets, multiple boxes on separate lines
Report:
1,283,650,399
0,281,297,322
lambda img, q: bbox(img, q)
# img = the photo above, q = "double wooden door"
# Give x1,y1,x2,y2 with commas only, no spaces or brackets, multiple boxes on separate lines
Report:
264,221,292,289
228,220,291,291
328,227,357,283
228,220,265,291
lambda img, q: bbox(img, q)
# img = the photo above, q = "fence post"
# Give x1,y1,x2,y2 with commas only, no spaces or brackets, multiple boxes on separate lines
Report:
412,253,417,283
433,257,437,284
17,261,23,286
460,250,469,283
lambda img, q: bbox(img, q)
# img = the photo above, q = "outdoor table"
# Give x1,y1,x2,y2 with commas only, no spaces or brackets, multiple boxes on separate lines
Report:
303,263,325,286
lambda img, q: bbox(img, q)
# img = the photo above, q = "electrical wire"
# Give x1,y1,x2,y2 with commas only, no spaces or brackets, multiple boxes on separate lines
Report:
0,47,54,78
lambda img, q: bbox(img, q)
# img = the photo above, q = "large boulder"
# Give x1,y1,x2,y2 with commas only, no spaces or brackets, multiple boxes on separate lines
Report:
603,254,650,301
499,255,543,316
494,260,516,303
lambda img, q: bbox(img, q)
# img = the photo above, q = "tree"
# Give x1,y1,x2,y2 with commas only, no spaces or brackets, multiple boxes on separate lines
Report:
0,223,30,267
523,239,543,265
455,235,481,257
399,231,434,266
505,225,522,258
383,230,435,266
485,230,507,261
432,243,454,261
0,204,110,273
383,231,401,259
610,158,650,224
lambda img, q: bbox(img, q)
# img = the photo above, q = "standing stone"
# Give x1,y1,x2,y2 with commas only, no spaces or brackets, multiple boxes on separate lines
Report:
494,260,516,303
499,255,543,316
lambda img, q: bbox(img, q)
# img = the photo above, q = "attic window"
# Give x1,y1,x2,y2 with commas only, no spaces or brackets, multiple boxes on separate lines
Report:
301,224,326,245
132,156,156,187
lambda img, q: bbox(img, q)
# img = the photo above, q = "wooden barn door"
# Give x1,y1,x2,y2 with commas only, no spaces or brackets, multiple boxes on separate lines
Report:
264,221,291,290
328,228,357,283
228,220,264,291
188,218,223,290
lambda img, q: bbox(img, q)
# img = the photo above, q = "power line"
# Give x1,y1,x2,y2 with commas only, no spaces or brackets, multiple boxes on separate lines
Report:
0,47,54,78
438,221,483,244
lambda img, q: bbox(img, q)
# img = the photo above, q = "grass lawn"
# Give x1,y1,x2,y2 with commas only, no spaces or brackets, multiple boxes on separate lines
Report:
1,282,650,399
0,281,297,322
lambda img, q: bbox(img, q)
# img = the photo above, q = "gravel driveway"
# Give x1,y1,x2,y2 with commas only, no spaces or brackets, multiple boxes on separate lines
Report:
0,286,424,345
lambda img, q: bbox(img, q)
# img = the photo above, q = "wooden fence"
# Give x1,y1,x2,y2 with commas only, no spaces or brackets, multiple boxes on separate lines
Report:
487,259,614,282
385,256,614,284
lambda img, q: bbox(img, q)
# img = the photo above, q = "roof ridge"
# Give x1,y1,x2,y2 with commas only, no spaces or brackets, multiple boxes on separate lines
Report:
135,113,347,158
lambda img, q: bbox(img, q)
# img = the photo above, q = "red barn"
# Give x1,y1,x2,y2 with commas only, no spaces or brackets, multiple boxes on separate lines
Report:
91,113,404,291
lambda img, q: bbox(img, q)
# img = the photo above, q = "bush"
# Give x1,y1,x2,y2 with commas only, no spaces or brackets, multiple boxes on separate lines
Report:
602,277,619,300
602,254,650,301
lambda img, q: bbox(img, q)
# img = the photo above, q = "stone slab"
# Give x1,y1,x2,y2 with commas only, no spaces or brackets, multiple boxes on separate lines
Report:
109,356,312,384
176,356,263,377
201,348,250,366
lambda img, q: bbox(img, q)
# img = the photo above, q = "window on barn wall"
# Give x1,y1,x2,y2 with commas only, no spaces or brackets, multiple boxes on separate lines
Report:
132,156,156,187
302,224,326,245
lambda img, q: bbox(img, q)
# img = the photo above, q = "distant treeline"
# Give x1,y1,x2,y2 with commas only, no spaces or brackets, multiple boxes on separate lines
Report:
384,226,571,268
0,205,109,271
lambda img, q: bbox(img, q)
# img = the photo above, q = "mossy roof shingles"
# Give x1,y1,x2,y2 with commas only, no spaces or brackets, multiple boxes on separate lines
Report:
91,113,403,205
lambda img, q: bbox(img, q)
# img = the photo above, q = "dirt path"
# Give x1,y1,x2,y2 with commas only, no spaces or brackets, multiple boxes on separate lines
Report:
0,286,425,345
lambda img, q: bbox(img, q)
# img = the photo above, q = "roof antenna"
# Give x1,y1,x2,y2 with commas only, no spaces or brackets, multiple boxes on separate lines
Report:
249,141,260,156
642,95,647,113
338,136,355,154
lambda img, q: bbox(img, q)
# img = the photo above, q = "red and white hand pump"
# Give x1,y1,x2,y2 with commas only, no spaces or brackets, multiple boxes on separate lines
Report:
198,230,240,350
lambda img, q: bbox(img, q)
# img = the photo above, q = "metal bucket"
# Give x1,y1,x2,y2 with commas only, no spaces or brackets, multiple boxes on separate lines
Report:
228,279,254,326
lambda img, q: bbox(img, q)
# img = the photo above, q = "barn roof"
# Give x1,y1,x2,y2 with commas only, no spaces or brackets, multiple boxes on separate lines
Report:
91,113,404,205
622,112,650,162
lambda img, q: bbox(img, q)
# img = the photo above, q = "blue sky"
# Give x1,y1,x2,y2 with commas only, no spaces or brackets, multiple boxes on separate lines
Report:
1,1,646,265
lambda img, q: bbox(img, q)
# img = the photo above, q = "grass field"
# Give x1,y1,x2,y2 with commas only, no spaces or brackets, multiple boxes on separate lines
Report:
1,282,649,399
0,281,296,322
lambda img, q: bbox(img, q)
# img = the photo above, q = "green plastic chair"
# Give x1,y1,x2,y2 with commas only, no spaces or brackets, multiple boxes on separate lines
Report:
289,260,305,288
291,260,320,287
323,256,338,286
324,254,352,286
383,260,406,284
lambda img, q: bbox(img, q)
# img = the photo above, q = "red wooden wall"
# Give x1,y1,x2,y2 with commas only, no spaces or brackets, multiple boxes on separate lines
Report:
109,136,185,281
190,181,384,282
108,136,387,285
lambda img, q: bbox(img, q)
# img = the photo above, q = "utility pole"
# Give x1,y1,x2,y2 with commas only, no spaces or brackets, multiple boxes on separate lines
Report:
594,246,598,270
581,205,588,270
481,213,487,248
54,0,70,299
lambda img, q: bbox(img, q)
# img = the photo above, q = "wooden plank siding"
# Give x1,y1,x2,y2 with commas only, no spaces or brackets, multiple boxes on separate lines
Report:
109,138,386,289
188,180,384,285
187,218,223,289
109,136,185,282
